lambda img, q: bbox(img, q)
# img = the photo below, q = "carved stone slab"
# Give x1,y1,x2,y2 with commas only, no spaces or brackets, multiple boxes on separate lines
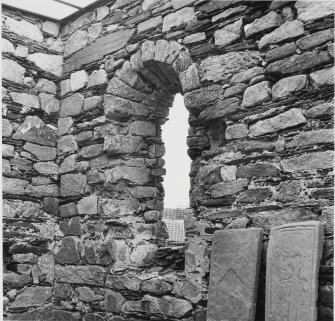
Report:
266,221,324,321
207,228,263,321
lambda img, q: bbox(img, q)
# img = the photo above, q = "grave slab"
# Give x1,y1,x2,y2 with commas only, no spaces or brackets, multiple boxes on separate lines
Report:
266,221,324,321
207,228,263,321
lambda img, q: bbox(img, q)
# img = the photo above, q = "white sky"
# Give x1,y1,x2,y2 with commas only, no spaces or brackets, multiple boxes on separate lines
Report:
161,94,190,209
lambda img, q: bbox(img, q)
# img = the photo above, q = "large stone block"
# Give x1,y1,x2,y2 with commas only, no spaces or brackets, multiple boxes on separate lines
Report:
10,92,39,109
104,135,143,155
272,74,307,99
2,119,13,137
55,265,106,285
4,16,43,42
237,163,279,178
266,221,324,321
162,7,195,32
200,52,260,83
64,30,88,58
249,108,306,137
63,29,135,73
214,19,243,47
241,81,272,108
28,53,63,77
60,173,87,197
310,66,334,89
207,228,263,321
296,28,334,51
55,237,80,264
100,198,139,217
60,93,84,117
210,179,248,198
2,59,25,84
286,129,334,148
39,93,60,113
9,286,52,309
281,151,334,172
199,97,240,121
3,177,29,195
105,166,150,185
245,11,283,38
295,0,335,23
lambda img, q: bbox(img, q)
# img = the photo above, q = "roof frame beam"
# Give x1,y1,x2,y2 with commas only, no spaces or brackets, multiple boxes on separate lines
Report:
52,0,82,10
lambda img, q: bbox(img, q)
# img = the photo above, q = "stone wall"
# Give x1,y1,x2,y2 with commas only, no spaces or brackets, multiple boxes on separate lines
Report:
2,1,334,320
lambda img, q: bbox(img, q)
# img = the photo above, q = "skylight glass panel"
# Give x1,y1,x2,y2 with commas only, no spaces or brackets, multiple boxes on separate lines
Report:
64,0,98,8
2,0,78,20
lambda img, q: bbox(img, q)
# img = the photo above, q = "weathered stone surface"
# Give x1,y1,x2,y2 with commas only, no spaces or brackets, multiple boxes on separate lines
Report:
2,38,14,53
224,83,247,98
104,95,144,119
3,144,14,157
54,310,80,321
15,45,29,58
83,313,105,321
104,135,142,155
142,278,173,294
28,53,63,77
277,180,301,203
225,123,248,140
207,228,263,321
10,286,52,309
10,92,39,109
100,198,139,217
57,135,78,155
55,265,106,285
6,305,53,320
246,11,283,38
80,144,103,159
13,116,57,146
63,29,135,73
35,78,57,94
104,290,125,312
106,274,141,291
3,118,13,137
266,51,332,76
242,81,272,108
162,7,195,32
78,195,98,215
237,188,272,203
200,52,260,82
310,66,334,89
220,165,237,182
42,20,60,36
258,20,304,50
2,59,25,84
60,93,84,117
60,173,87,196
171,0,196,9
237,163,279,178
59,154,77,174
58,117,73,136
295,0,334,23
59,202,78,218
138,16,163,33
214,19,243,47
60,79,71,97
287,129,334,148
70,70,89,91
4,16,43,42
249,108,306,137
87,69,108,88
272,75,307,99
64,30,88,58
296,28,334,51
83,239,116,265
305,102,334,119
231,67,263,84
210,179,248,198
265,42,297,63
76,286,103,302
281,151,334,172
184,32,206,44
266,221,324,321
199,98,240,121
84,96,102,111
184,85,222,112
55,237,80,264
25,184,59,197
130,121,156,136
39,93,60,113
123,295,193,318
33,162,59,175
180,63,201,92
106,166,150,185
60,217,82,236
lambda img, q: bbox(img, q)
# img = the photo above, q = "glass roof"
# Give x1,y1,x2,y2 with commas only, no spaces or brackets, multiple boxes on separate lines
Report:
2,0,101,21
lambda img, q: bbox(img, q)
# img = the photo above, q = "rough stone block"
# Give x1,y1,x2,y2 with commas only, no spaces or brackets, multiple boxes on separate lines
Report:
265,42,297,63
199,97,240,121
200,52,260,83
2,38,14,53
55,237,80,264
296,28,334,51
64,30,88,58
4,16,43,42
77,195,98,215
55,265,106,285
237,163,279,178
3,177,29,195
245,11,283,38
310,66,334,89
162,7,195,33
28,53,63,77
180,63,201,92
10,92,39,109
42,20,60,37
281,151,334,172
295,0,335,23
87,69,108,88
207,228,263,321
2,59,25,84
210,179,248,198
242,81,272,108
54,310,80,321
59,202,78,218
60,79,72,97
215,19,243,47
272,74,307,99
70,70,89,92
33,162,59,175
3,144,14,158
220,165,237,182
231,66,264,84
249,108,306,137
225,123,248,140
2,119,13,137
104,135,142,155
266,221,324,321
184,32,206,44
59,217,82,236
57,135,78,155
106,166,150,185
305,102,334,119
138,16,163,33
237,188,272,203
287,129,334,148
60,93,84,117
258,20,304,50
130,121,156,136
60,173,87,197
39,93,60,113
9,286,52,309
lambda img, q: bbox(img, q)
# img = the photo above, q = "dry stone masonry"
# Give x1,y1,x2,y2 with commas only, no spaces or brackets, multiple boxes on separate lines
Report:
2,0,334,321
